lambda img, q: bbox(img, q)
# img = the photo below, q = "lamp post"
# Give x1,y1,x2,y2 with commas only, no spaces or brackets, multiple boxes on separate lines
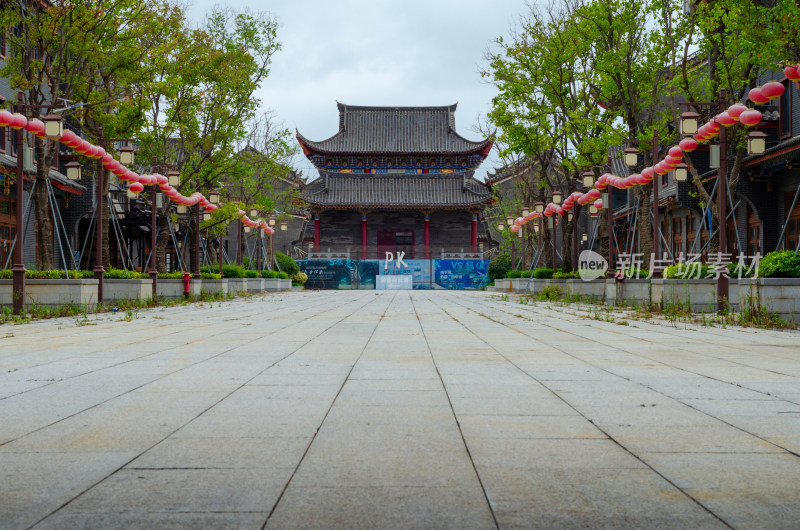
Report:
679,90,764,311
624,130,660,273
10,94,68,314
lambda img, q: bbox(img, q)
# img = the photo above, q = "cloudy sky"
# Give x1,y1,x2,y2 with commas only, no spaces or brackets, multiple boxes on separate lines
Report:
187,0,523,181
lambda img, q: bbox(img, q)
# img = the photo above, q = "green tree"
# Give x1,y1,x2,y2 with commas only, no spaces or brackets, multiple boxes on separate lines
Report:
133,6,282,271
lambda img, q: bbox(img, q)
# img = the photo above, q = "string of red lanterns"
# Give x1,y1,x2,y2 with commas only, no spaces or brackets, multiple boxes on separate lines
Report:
0,111,275,235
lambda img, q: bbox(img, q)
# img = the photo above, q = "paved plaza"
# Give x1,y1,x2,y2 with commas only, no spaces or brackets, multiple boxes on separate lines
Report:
1,290,799,528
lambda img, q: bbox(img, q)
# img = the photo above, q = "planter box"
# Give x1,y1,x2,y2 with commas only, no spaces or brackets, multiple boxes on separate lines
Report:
247,278,265,293
494,279,512,292
565,279,606,301
156,279,185,299
104,279,152,303
263,278,286,292
226,278,248,295
201,279,227,296
280,279,292,291
617,279,651,307
659,279,717,312
0,279,99,308
757,278,800,323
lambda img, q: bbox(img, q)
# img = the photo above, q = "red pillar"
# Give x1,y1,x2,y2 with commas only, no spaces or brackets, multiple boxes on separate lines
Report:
361,213,367,259
314,214,320,248
424,213,430,259
471,213,478,253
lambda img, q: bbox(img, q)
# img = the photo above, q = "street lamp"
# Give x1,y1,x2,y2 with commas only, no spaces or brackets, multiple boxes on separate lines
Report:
268,216,276,227
65,161,81,181
280,220,287,231
497,222,505,232
208,190,219,204
674,162,689,182
534,202,544,214
747,130,767,155
167,170,180,186
249,209,257,218
623,146,639,167
582,170,595,188
118,145,135,165
521,205,529,217
552,190,563,205
42,114,63,138
680,111,700,136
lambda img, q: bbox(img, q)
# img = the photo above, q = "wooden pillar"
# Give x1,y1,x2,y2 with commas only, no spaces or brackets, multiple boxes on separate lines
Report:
361,212,367,259
471,213,478,253
424,213,430,259
314,213,320,248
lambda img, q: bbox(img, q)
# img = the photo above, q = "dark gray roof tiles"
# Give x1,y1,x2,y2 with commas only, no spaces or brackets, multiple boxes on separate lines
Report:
302,171,493,208
0,153,86,192
297,103,492,155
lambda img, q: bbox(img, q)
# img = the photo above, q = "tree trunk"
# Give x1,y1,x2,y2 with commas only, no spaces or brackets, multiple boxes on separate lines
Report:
155,213,170,273
637,185,653,269
33,137,55,270
562,217,574,272
101,166,111,268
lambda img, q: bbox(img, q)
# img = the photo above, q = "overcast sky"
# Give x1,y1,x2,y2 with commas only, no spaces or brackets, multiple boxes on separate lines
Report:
187,0,522,181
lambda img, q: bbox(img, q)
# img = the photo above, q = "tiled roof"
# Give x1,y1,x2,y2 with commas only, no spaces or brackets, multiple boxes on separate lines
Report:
0,153,86,193
297,103,492,155
607,144,631,177
301,171,493,208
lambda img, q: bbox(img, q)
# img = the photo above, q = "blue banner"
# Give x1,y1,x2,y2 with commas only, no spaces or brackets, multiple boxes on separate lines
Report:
434,260,490,289
299,258,489,290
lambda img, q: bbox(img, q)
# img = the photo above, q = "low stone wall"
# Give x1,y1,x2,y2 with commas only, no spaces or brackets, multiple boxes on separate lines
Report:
756,279,800,323
247,278,265,294
202,279,227,296
104,279,152,303
226,278,248,295
0,279,99,308
494,276,800,323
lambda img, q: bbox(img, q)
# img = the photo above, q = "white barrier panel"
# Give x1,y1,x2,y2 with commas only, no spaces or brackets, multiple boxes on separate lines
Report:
376,275,413,290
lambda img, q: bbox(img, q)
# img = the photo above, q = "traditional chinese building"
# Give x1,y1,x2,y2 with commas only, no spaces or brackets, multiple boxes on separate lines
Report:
297,103,494,259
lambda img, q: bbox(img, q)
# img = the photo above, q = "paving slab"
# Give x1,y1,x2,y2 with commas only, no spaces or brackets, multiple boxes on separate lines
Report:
0,290,799,528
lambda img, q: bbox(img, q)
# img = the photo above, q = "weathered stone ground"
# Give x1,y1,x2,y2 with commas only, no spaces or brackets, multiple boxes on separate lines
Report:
1,290,799,529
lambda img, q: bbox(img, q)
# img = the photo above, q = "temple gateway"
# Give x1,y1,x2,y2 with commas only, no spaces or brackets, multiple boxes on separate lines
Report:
298,103,494,260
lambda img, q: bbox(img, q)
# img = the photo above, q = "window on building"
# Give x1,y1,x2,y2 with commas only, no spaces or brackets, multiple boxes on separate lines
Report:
780,79,792,139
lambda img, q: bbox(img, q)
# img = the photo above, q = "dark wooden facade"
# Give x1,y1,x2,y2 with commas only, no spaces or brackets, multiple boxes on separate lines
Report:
297,104,494,258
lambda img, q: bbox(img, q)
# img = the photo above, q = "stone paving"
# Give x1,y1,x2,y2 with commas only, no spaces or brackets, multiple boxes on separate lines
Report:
1,290,799,529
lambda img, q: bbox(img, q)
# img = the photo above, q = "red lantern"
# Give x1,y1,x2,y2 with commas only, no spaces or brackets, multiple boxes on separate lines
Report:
717,112,736,127
654,162,667,175
761,81,785,100
10,114,27,129
593,199,603,210
24,119,45,136
129,182,144,194
668,146,682,158
75,141,91,154
679,137,697,152
784,65,800,82
727,103,747,120
0,110,13,126
641,167,654,180
748,87,769,105
739,109,763,127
